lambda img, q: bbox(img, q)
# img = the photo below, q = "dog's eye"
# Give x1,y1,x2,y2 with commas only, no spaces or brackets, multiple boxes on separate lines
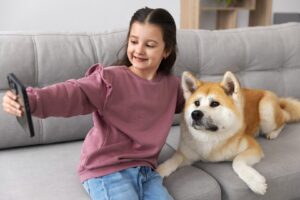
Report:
194,100,200,107
210,101,220,107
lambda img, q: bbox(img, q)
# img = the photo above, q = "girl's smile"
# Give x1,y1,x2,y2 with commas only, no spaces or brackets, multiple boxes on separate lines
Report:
133,55,148,63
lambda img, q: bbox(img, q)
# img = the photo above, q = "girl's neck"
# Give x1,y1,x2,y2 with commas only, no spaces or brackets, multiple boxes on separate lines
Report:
128,66,157,81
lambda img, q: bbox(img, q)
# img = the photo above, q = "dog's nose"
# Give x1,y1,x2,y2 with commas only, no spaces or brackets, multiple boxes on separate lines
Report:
191,110,204,121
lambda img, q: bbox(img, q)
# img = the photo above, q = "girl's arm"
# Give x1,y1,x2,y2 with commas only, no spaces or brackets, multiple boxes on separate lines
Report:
27,65,112,118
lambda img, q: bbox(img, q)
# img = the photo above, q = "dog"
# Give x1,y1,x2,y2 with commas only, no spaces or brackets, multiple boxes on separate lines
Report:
157,71,300,195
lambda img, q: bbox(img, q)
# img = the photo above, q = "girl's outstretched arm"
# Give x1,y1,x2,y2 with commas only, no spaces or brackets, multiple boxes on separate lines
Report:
27,64,112,118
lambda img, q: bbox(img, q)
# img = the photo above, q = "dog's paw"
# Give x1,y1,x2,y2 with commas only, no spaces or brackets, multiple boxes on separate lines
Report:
248,173,267,195
156,152,184,178
240,168,267,195
266,131,279,140
265,126,284,140
156,164,173,178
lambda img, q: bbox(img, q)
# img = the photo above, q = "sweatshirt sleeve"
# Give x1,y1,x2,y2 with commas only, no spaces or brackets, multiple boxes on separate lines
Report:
26,64,112,118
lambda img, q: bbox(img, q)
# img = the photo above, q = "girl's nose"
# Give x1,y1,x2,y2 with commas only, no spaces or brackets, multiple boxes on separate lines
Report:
136,44,145,55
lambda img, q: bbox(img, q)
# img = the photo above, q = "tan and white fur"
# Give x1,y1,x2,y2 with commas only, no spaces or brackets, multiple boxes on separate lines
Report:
157,71,300,195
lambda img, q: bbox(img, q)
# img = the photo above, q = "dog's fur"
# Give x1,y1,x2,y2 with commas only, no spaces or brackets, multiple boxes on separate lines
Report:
157,71,300,195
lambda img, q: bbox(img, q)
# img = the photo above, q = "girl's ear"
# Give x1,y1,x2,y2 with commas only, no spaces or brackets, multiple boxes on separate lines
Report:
163,49,171,59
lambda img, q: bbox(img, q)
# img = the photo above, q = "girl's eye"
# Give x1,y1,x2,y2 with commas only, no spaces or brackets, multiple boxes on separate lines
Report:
210,101,220,108
194,100,200,107
146,43,155,48
130,40,138,45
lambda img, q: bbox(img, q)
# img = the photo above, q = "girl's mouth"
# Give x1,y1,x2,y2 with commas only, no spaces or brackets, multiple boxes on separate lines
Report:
133,56,148,62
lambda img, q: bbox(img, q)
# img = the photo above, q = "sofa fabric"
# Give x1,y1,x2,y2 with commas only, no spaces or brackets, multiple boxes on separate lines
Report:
195,123,300,200
0,140,221,200
1,23,300,199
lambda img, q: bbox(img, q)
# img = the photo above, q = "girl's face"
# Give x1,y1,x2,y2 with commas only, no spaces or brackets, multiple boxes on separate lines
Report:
127,22,169,79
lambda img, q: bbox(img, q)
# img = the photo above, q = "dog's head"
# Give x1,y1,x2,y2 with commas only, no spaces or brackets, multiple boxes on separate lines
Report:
182,71,244,140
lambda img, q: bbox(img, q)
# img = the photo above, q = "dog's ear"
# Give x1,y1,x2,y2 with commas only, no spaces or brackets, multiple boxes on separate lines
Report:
182,71,202,99
221,71,241,96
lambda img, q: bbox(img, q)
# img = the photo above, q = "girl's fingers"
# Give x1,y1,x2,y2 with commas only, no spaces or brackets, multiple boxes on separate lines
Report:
2,101,23,117
2,91,23,117
3,93,20,109
6,90,17,100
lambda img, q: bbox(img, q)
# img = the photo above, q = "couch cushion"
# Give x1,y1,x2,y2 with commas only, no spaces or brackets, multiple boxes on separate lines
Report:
0,95,93,149
194,123,300,200
175,23,300,99
0,140,221,200
0,141,89,200
165,166,221,200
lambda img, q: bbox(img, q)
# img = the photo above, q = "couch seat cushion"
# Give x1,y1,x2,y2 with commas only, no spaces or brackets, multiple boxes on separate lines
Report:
165,166,221,200
0,141,89,200
0,139,221,200
195,123,300,200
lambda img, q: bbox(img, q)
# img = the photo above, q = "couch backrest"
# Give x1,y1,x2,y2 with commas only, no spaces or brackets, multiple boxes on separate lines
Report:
0,23,299,149
175,23,300,98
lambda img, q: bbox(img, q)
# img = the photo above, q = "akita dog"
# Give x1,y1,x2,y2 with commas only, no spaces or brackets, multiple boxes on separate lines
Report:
157,71,300,195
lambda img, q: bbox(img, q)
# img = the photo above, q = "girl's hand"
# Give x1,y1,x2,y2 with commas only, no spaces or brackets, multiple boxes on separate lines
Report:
2,90,23,117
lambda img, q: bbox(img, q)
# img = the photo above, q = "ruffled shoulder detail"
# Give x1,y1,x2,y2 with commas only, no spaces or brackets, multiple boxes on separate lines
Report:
85,63,105,77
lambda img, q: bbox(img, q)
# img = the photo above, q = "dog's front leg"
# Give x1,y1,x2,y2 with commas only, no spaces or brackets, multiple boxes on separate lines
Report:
157,151,186,178
232,146,267,195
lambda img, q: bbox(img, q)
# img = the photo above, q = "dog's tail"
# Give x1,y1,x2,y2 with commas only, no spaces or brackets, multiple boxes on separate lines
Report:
280,98,300,122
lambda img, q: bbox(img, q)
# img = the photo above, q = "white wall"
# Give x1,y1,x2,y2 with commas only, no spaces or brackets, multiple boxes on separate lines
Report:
0,0,299,32
0,0,179,31
273,0,300,13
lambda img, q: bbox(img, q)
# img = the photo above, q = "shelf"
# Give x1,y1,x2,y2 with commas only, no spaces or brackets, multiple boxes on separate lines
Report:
249,0,273,26
201,6,254,11
180,0,273,29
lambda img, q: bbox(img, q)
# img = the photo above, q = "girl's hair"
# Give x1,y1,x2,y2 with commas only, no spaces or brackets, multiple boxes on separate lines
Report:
116,7,177,75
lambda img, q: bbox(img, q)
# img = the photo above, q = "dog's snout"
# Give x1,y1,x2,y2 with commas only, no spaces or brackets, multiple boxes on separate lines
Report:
191,110,204,121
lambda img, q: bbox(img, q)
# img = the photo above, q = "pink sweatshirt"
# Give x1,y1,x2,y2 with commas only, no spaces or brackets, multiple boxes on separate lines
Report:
26,64,184,182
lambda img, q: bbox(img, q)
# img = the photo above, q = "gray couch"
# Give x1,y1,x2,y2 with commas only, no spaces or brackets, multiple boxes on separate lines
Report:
1,22,300,200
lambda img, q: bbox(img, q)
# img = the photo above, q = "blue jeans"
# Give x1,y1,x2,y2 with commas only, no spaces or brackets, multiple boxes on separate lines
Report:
82,166,174,200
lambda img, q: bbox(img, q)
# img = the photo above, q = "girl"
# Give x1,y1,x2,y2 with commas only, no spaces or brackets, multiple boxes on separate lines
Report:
2,7,184,200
